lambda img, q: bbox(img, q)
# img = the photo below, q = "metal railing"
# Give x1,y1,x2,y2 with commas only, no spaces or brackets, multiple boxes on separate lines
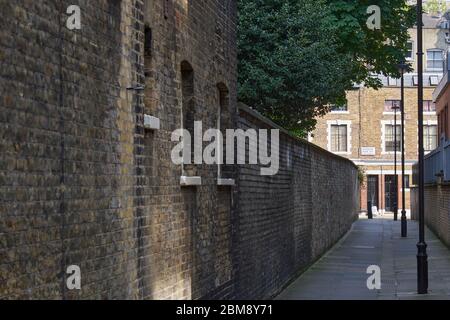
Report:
416,139,450,185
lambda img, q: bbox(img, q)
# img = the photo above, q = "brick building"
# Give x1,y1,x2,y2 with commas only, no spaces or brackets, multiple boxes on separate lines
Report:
311,13,449,215
410,47,450,248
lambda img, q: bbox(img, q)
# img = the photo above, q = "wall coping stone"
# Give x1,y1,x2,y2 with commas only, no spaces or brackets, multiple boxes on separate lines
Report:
237,102,359,169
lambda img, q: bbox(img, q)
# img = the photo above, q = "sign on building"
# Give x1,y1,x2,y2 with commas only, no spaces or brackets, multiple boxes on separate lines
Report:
361,147,376,156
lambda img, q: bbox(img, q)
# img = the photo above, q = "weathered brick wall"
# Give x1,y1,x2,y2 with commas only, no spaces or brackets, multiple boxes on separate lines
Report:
411,185,450,247
1,0,359,300
141,0,237,300
0,0,142,299
0,0,238,300
233,104,360,300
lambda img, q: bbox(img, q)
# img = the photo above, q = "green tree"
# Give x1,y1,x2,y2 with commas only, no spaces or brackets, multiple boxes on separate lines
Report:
326,0,416,88
424,0,447,15
238,0,416,135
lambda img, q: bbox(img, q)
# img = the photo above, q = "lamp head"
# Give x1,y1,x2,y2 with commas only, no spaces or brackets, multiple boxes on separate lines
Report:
397,61,408,75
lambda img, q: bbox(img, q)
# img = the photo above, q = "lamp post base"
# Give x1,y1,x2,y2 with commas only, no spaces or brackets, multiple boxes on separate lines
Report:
394,206,398,221
417,241,428,294
401,210,407,237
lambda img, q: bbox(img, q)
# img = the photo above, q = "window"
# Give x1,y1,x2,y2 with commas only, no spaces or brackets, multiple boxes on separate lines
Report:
144,26,152,55
330,125,348,152
445,105,449,139
439,107,448,139
427,50,444,71
385,124,402,152
181,61,195,133
217,83,231,181
181,61,195,176
387,77,398,86
406,41,413,60
330,103,348,112
423,100,436,113
430,75,440,86
424,125,438,152
384,100,401,112
164,0,173,19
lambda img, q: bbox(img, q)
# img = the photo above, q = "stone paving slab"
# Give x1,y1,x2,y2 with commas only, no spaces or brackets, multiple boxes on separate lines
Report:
277,215,450,300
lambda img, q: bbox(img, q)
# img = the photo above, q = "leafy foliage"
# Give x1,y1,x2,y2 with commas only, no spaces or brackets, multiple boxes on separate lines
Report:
237,0,416,135
325,0,416,88
424,0,447,15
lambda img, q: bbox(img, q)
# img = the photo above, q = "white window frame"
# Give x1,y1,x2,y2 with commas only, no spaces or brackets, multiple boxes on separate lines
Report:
426,49,444,72
327,120,352,155
430,75,440,86
406,41,414,61
330,110,350,115
381,120,403,155
423,121,438,153
415,120,438,155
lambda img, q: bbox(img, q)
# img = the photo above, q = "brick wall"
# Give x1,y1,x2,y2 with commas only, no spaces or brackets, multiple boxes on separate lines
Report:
142,0,237,300
411,185,450,247
1,0,359,300
232,104,360,299
0,0,238,301
0,0,141,299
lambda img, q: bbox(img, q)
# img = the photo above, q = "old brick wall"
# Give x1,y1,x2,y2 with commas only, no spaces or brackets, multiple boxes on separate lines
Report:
0,0,359,300
233,104,360,300
1,0,238,300
411,185,450,247
141,0,237,300
0,0,141,299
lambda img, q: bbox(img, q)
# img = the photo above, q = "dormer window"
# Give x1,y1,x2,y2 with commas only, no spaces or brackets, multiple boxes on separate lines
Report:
388,77,398,86
430,75,440,86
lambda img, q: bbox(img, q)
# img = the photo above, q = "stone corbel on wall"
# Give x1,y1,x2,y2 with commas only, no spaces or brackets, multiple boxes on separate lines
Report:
144,114,160,130
180,176,202,186
217,178,235,186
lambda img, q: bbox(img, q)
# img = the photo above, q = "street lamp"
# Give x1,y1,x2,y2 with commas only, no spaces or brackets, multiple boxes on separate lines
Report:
398,61,409,238
393,102,399,221
416,0,428,294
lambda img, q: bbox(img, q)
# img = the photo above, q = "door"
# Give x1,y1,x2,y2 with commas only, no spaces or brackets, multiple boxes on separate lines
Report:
385,175,397,212
367,175,379,208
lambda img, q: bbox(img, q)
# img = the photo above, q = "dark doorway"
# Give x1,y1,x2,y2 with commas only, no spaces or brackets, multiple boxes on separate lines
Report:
367,175,379,208
385,175,398,212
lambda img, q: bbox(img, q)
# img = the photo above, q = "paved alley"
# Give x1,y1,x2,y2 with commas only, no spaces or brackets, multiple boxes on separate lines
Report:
278,215,450,300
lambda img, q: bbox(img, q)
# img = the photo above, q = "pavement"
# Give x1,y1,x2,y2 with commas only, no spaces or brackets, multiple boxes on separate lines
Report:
277,214,450,300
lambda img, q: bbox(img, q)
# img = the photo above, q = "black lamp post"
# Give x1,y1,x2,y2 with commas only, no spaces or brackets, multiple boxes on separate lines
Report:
394,103,399,221
417,0,428,294
398,61,408,238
